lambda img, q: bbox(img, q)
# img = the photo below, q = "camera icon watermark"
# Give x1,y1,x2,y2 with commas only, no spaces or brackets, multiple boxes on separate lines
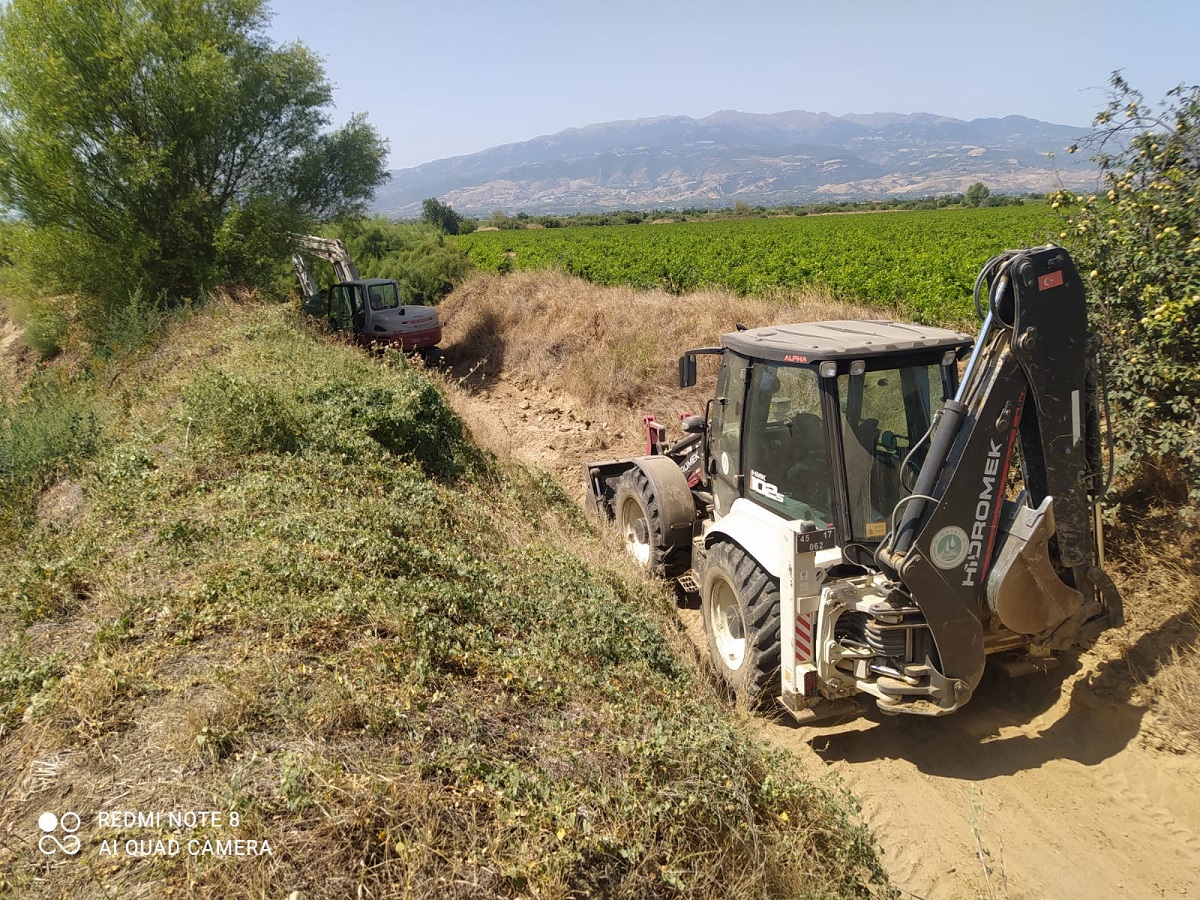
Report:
37,812,82,856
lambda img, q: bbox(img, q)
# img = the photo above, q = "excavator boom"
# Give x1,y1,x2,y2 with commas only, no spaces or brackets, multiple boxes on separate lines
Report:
290,234,360,305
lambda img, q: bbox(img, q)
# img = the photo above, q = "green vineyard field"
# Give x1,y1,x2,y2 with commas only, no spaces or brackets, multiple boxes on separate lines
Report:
452,205,1062,323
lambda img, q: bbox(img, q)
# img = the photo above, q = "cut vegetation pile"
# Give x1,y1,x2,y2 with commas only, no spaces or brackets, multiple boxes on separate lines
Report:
0,299,887,898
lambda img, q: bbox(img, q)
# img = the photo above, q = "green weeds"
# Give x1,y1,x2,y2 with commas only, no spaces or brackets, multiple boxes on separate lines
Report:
0,302,888,898
0,370,100,536
0,644,60,735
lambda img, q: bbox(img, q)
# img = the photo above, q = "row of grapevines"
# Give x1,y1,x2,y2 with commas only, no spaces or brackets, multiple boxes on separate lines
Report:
452,206,1060,323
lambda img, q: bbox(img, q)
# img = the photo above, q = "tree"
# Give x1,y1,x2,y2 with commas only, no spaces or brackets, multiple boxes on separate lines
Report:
332,217,470,306
0,0,388,328
965,182,991,207
1053,73,1200,500
421,198,463,235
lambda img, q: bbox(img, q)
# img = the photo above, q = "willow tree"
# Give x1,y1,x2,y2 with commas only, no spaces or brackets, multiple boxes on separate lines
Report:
0,0,388,325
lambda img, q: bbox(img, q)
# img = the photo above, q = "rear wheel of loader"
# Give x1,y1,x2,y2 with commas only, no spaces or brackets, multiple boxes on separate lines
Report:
613,466,690,578
701,541,781,708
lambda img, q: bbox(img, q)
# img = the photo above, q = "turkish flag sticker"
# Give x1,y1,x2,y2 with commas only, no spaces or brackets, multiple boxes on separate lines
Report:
1038,270,1065,291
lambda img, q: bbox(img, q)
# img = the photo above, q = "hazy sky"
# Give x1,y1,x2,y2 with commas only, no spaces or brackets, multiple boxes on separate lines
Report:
267,0,1198,170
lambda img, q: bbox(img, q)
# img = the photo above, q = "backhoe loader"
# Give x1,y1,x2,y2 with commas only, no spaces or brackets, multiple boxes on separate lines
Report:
586,246,1121,721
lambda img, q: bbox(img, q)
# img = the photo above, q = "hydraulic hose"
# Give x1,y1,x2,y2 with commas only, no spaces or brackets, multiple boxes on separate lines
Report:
884,399,966,561
1092,340,1117,504
881,256,1017,572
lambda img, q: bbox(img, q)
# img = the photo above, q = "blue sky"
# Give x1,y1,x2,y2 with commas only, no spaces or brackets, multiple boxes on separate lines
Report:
267,0,1198,169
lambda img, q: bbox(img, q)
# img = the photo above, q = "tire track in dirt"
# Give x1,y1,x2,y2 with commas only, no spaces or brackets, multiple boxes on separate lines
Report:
441,365,1200,900
771,662,1200,900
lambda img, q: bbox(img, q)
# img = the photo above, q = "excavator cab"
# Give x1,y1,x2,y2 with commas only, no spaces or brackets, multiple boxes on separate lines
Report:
327,282,366,332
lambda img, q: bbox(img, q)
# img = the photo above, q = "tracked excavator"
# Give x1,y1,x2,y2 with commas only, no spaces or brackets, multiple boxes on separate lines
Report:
586,246,1122,721
290,234,442,355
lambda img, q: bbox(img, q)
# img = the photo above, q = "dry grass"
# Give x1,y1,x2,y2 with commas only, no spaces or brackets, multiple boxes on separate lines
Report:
1146,601,1200,749
1107,547,1200,752
441,269,885,412
1096,464,1200,751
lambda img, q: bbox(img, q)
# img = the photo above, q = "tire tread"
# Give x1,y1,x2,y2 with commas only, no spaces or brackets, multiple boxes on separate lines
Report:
701,541,782,708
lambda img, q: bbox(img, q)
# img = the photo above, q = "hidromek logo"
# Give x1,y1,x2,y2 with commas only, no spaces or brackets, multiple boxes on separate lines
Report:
961,439,1003,587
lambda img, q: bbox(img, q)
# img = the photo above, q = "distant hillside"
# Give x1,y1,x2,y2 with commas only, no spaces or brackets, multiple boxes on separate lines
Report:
373,109,1099,216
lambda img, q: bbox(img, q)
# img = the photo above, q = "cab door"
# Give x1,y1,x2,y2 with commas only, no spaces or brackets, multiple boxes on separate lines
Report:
349,285,366,333
329,285,353,332
708,352,749,518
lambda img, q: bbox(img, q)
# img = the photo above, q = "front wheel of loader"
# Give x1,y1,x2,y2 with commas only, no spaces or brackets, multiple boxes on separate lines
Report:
612,463,692,578
701,541,781,709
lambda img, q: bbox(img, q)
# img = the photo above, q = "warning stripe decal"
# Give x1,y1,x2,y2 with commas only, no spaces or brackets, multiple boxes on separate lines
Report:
795,613,813,663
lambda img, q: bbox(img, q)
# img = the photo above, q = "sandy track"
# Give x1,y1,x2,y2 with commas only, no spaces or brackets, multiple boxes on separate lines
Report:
775,655,1200,899
1,307,24,394
441,364,1200,900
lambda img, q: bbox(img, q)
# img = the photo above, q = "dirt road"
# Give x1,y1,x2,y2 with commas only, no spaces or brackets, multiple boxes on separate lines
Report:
441,364,1200,900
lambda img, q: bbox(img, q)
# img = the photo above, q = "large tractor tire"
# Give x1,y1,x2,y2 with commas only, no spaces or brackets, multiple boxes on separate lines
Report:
701,541,782,708
612,461,693,578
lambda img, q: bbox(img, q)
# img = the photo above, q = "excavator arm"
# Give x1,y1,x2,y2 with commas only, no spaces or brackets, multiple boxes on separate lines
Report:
878,246,1122,709
290,234,360,309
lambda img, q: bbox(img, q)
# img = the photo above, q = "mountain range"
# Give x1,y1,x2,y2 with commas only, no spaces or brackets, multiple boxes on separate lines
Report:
371,109,1100,216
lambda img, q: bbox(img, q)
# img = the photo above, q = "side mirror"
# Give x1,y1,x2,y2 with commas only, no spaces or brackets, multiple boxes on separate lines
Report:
678,347,723,388
679,353,697,388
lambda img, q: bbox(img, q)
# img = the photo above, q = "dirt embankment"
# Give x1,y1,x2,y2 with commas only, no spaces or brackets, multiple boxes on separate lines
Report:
437,271,1200,900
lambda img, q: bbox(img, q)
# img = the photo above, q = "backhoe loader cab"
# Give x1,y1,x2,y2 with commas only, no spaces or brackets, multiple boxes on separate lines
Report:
682,321,973,551
586,247,1122,723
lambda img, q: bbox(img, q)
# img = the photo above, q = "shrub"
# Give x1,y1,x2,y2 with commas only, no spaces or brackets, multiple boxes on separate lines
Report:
182,370,301,456
92,289,170,358
305,377,474,480
10,295,68,359
1053,74,1200,501
0,371,99,528
327,218,471,306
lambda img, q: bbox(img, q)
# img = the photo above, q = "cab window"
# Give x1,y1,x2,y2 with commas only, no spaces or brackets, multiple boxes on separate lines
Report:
368,282,400,311
837,364,949,541
709,353,749,517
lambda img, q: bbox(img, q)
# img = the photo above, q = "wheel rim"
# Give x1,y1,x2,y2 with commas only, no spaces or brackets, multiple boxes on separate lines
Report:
617,496,651,566
708,576,745,671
